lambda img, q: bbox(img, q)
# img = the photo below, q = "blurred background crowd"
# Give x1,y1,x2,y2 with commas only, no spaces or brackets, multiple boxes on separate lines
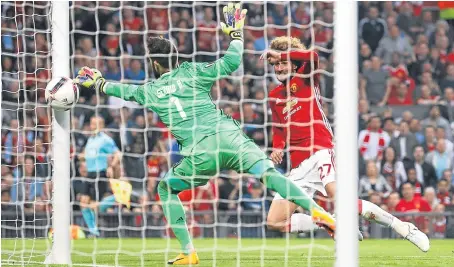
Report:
1,1,453,238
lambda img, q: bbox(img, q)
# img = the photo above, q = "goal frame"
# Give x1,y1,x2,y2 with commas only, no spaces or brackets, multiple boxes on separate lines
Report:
44,1,71,264
334,2,359,267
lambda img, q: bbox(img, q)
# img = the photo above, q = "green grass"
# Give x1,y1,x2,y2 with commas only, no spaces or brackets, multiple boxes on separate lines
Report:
1,238,453,267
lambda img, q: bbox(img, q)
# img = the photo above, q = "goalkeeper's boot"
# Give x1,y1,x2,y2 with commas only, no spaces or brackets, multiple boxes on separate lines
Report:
167,252,199,265
394,222,430,252
311,208,336,238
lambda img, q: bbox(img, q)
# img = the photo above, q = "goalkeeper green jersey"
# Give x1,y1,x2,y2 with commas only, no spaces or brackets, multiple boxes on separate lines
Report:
103,40,244,155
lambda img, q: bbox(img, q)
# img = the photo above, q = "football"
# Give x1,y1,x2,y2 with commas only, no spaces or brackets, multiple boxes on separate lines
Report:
45,77,79,111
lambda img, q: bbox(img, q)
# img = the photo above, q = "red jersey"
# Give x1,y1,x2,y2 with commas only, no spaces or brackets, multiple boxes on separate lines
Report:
437,192,452,206
395,196,431,212
269,50,334,168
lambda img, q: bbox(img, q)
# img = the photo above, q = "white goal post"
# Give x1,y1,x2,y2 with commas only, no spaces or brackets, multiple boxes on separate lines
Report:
334,1,359,267
44,1,71,265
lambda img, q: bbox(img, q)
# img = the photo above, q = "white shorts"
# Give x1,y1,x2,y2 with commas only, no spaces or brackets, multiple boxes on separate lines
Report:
274,149,336,200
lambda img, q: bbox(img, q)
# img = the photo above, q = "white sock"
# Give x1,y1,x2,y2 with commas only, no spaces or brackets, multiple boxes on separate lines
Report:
360,200,398,227
290,213,321,233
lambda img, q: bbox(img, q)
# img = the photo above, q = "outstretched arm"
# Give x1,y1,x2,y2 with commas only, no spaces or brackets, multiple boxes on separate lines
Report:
195,3,247,85
75,66,147,106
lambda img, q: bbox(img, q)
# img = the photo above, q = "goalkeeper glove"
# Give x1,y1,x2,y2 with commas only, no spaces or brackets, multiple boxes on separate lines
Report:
74,66,106,93
220,3,247,41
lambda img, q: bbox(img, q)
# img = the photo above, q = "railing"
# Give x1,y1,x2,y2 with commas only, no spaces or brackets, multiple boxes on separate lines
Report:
2,209,454,239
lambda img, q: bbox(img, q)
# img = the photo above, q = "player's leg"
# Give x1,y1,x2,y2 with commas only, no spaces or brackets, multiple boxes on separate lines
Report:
267,166,320,233
223,130,335,232
80,173,100,236
159,138,221,265
158,164,204,265
267,196,320,233
324,171,430,251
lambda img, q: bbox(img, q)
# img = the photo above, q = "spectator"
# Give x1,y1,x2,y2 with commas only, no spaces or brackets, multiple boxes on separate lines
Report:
125,59,146,84
359,43,372,72
421,105,452,141
254,26,276,51
359,160,392,200
11,155,45,207
425,139,453,179
395,182,431,234
440,87,454,108
399,167,424,198
409,118,425,144
386,191,400,212
360,57,389,105
358,99,374,131
377,146,405,190
421,11,436,38
382,117,398,139
431,204,446,239
413,145,437,188
241,181,269,211
423,187,439,210
436,126,454,153
389,120,418,160
172,20,193,56
417,85,440,105
101,23,120,57
436,178,452,206
375,25,413,65
420,71,440,95
440,64,454,91
359,6,387,53
122,8,144,54
104,60,122,81
422,125,436,153
193,180,218,231
358,116,391,161
196,7,217,55
387,82,413,105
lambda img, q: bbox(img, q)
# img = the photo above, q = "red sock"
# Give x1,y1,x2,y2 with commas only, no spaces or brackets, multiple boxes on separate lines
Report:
357,199,363,215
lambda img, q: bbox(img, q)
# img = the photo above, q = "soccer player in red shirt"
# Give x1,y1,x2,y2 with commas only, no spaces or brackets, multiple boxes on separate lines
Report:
262,36,429,252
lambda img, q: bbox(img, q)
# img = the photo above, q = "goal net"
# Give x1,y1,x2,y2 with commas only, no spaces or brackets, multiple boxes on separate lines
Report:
2,1,356,266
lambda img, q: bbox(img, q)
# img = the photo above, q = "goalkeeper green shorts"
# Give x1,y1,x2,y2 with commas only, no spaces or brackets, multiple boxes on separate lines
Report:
164,130,272,192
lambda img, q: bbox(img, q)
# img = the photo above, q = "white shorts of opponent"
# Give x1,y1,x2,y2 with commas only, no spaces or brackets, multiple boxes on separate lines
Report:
274,149,336,200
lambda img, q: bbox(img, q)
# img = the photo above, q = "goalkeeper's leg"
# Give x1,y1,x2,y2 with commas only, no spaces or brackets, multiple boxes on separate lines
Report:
157,177,199,265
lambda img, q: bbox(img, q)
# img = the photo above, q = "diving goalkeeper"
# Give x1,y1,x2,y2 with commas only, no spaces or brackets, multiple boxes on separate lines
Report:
75,4,335,265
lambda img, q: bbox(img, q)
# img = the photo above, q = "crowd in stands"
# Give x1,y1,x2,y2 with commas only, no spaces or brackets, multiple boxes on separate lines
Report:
1,1,453,238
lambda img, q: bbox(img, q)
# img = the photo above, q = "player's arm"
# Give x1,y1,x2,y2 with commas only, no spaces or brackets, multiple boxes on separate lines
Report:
195,4,247,85
75,66,147,105
261,49,320,70
269,99,286,164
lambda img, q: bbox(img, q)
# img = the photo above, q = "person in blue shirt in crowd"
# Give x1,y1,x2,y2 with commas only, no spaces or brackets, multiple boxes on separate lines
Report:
124,59,145,84
78,115,121,236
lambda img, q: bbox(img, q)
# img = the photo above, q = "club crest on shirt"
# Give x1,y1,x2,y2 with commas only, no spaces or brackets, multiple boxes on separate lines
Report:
291,83,298,93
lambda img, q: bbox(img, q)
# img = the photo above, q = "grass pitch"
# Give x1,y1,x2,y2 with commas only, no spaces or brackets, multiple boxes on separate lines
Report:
1,238,453,267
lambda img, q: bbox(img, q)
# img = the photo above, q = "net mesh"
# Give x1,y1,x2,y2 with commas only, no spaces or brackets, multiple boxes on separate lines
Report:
1,1,335,266
1,1,53,265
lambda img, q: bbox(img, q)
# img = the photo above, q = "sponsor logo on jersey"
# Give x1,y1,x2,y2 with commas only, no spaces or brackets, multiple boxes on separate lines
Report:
282,98,298,114
156,80,184,98
282,98,301,120
291,83,298,93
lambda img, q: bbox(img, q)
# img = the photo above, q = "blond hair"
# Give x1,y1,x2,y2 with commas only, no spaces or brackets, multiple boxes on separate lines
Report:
270,36,306,51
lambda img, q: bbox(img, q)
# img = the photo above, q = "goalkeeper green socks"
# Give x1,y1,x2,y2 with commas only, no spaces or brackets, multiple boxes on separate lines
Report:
157,181,194,254
262,168,323,212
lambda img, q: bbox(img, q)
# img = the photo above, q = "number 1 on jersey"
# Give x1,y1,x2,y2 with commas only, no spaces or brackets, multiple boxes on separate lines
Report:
170,96,187,119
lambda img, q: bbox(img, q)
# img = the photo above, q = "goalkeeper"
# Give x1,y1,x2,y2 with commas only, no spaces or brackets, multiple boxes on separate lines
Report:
75,3,335,265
